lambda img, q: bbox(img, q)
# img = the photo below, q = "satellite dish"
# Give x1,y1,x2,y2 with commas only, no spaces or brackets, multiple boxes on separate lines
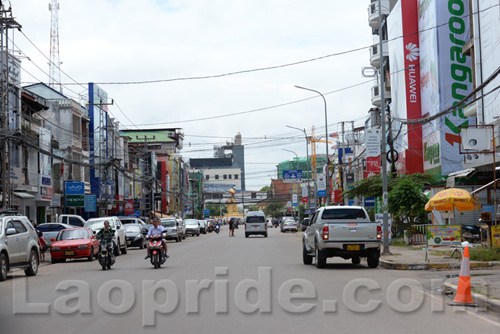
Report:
32,110,55,120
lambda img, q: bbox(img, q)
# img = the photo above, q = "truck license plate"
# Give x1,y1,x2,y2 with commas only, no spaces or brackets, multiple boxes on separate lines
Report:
347,245,360,251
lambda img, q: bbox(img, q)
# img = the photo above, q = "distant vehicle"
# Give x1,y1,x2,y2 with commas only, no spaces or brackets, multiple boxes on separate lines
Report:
199,220,207,234
281,217,295,233
302,206,381,269
160,218,182,242
266,219,273,228
176,218,186,239
118,217,146,225
51,214,86,227
245,211,267,238
36,223,74,246
50,227,99,263
0,215,40,281
124,224,147,248
282,218,298,232
184,219,200,236
84,217,128,256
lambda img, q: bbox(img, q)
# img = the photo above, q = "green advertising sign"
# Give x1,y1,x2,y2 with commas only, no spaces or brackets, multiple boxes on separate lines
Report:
66,195,85,207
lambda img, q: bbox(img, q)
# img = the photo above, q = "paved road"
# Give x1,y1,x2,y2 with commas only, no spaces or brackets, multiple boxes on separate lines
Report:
1,227,499,334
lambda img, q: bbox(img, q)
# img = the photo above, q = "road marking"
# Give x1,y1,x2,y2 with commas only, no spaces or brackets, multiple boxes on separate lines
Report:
323,300,337,313
423,290,500,327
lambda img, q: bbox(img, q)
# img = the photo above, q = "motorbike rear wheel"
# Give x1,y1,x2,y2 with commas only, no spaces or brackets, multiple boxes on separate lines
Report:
107,254,112,269
154,253,160,269
101,256,106,270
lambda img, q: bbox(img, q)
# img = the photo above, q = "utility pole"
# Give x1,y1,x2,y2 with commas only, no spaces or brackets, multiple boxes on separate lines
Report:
0,6,21,210
378,0,391,254
340,122,345,205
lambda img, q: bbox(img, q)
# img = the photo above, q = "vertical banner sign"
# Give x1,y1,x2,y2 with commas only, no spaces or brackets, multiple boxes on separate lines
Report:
124,199,134,215
84,195,97,212
317,173,326,197
365,129,381,157
292,194,298,207
302,184,308,203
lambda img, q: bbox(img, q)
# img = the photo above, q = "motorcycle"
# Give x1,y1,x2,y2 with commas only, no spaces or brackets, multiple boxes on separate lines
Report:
148,234,166,269
98,239,115,270
215,225,220,234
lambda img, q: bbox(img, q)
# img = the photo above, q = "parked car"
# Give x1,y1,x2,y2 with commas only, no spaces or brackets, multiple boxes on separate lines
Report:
199,220,207,234
184,219,200,236
118,217,146,225
37,223,74,246
302,206,381,268
267,219,273,228
160,218,182,242
124,224,147,249
84,217,127,256
0,214,40,281
50,227,100,263
176,218,186,239
50,214,87,227
245,211,267,238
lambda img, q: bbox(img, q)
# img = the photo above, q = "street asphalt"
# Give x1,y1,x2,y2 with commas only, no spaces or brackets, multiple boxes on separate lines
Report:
1,227,499,334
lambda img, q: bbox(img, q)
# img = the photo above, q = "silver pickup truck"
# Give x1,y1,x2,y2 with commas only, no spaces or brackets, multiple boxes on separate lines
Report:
302,206,381,268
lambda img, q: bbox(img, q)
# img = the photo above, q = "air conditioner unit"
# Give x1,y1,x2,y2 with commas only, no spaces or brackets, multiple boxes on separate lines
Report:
461,127,492,151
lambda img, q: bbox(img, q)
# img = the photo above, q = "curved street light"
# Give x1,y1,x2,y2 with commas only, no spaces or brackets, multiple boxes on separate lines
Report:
295,85,330,206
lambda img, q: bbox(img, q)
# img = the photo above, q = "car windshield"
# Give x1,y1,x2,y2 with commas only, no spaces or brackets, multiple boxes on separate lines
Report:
185,220,198,226
321,208,368,220
57,229,89,240
120,219,136,224
161,219,176,227
125,225,141,233
85,219,115,230
247,216,265,223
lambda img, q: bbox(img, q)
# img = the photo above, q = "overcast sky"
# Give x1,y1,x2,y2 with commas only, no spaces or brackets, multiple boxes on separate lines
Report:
14,0,374,190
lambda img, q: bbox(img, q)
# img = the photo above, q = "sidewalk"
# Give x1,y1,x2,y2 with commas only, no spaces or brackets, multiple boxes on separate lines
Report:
380,244,500,313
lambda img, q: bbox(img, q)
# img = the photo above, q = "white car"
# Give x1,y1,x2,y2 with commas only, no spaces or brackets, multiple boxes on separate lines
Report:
267,219,273,228
84,217,128,256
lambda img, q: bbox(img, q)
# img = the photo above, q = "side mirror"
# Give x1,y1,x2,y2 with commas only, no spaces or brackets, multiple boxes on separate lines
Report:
6,228,16,236
93,230,97,234
116,225,121,230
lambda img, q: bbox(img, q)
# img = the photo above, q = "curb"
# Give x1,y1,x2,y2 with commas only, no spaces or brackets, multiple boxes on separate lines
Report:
379,260,500,270
443,282,500,313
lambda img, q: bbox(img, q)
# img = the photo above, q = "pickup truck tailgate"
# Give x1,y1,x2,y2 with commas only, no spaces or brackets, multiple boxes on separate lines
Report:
326,222,379,242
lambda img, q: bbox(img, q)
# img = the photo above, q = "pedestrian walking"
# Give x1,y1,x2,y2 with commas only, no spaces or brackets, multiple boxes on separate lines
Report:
229,218,235,237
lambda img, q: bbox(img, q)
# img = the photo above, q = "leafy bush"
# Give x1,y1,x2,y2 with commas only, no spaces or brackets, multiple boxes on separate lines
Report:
469,246,500,261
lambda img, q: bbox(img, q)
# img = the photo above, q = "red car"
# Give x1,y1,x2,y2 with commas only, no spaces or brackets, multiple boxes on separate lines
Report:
50,227,99,263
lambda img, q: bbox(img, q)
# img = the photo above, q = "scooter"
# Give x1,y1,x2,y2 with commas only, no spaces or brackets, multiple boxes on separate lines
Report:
98,239,115,270
148,234,166,269
215,225,220,234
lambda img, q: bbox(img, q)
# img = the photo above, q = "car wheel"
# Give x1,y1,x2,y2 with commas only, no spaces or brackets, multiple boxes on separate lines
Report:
367,254,379,268
183,234,186,240
303,243,313,265
245,233,249,238
264,233,268,238
87,247,94,261
51,258,58,264
315,245,326,269
176,236,180,242
121,241,128,255
114,241,120,256
25,249,39,277
197,233,200,237
0,253,8,281
351,256,361,265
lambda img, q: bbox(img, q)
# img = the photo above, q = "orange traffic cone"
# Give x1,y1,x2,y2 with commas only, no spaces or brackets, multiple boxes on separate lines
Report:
448,245,477,307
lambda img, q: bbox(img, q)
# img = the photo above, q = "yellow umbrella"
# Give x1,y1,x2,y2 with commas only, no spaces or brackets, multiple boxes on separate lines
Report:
425,188,481,211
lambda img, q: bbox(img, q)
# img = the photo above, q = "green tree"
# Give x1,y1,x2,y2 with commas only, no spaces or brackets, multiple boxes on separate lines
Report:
260,186,270,192
388,179,428,225
205,203,227,217
264,201,285,218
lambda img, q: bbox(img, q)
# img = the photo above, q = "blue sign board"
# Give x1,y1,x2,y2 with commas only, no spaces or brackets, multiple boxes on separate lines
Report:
348,200,355,206
283,170,303,182
365,197,375,207
317,189,326,197
84,194,97,212
483,204,494,213
203,209,210,215
66,182,85,195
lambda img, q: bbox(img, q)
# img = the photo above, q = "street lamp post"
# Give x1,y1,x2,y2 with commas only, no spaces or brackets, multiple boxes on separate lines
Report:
295,85,330,206
282,148,299,219
286,125,311,213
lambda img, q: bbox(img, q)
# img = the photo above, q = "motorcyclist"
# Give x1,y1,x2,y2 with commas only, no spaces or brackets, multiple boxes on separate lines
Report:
215,222,220,233
96,221,115,256
144,216,169,260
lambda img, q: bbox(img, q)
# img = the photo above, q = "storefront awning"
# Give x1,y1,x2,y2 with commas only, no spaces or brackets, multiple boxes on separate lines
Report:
13,192,35,199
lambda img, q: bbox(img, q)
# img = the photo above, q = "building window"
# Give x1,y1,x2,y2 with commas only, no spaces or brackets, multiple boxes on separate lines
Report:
206,175,210,180
215,175,219,180
235,174,239,179
228,174,232,179
223,175,227,180
251,192,256,199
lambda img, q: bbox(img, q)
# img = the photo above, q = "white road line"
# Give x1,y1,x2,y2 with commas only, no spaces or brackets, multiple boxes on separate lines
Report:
423,290,500,328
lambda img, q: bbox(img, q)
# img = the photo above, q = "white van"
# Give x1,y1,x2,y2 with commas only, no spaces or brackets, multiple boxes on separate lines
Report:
245,211,267,238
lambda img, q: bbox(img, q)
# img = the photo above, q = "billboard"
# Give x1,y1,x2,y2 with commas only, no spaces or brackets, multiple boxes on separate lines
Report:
419,0,476,176
388,0,423,174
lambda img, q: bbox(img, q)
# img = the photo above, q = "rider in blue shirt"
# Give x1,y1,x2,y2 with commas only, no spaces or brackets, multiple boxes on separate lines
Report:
144,217,169,260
